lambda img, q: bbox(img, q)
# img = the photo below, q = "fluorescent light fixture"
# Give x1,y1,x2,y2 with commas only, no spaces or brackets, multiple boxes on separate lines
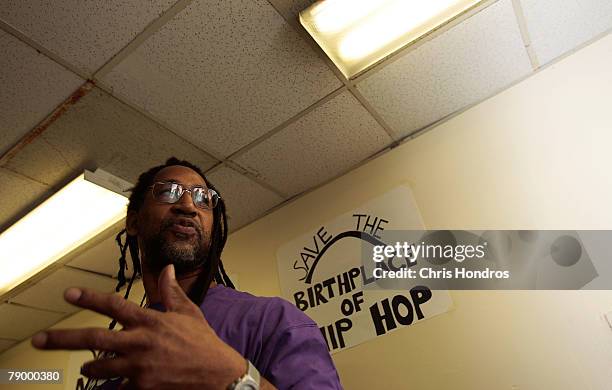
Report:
0,169,131,295
300,0,482,78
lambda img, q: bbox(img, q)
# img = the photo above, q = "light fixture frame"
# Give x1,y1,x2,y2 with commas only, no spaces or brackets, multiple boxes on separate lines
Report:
300,0,486,79
0,168,132,298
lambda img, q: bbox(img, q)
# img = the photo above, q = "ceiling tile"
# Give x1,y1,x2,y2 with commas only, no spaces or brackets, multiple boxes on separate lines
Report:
0,168,49,231
125,280,146,306
356,0,532,138
0,0,177,75
0,338,18,353
206,166,284,231
232,91,390,197
10,267,117,314
0,30,83,156
0,303,64,339
520,0,612,65
67,230,135,279
100,0,342,158
2,87,217,185
267,0,317,21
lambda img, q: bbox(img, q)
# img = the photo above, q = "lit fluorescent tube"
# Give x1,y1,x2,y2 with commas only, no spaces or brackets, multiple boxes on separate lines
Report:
300,0,482,78
0,169,131,295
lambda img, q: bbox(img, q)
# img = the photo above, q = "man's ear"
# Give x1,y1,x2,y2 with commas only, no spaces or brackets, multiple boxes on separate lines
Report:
126,210,139,236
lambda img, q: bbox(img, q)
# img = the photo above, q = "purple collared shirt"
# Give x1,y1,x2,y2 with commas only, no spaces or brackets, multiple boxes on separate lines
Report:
84,285,342,390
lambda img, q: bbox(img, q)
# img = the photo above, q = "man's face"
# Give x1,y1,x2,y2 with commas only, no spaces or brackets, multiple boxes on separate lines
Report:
131,165,214,275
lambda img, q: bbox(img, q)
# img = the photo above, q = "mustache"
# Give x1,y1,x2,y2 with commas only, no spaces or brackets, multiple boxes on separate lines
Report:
160,217,203,238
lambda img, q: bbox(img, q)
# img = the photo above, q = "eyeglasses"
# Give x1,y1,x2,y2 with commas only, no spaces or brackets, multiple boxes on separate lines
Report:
149,182,220,210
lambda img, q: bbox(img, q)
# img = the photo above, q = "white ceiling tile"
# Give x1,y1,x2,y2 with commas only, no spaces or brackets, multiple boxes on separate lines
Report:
0,303,64,339
67,230,135,279
232,91,390,197
356,0,532,138
100,0,342,158
0,338,18,353
520,0,612,65
0,0,177,74
0,30,83,156
0,168,49,231
206,166,284,231
3,87,217,185
10,267,117,314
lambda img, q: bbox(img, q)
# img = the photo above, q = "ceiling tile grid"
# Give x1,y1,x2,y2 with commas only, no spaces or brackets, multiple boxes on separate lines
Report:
9,267,117,314
0,168,49,231
0,303,64,340
520,0,612,66
0,29,83,157
99,0,343,158
1,87,218,186
206,165,284,231
232,90,391,197
0,0,178,75
355,0,533,139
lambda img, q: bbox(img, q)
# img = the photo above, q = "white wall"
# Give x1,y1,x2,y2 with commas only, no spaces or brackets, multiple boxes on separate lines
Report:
221,32,612,389
2,30,612,390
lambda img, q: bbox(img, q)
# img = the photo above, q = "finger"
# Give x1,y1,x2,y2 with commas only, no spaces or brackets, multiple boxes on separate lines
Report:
31,328,146,352
159,264,203,318
81,357,133,379
64,287,155,326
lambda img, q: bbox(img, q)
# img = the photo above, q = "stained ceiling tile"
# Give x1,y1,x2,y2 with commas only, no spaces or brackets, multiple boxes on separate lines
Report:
356,0,532,138
2,87,217,186
232,91,391,197
0,338,18,353
10,267,117,314
0,30,83,156
0,303,64,340
206,165,284,231
520,0,612,65
100,0,342,158
0,0,177,75
67,229,134,279
0,168,49,232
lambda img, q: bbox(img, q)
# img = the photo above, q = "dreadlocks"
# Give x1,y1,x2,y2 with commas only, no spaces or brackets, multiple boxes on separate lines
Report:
112,157,234,318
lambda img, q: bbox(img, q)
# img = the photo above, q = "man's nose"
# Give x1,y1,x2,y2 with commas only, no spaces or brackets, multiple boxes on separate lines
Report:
171,191,198,215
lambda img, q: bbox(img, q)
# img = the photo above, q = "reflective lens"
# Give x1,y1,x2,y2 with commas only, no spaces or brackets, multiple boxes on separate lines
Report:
192,187,217,209
153,183,181,203
193,187,206,205
151,182,219,209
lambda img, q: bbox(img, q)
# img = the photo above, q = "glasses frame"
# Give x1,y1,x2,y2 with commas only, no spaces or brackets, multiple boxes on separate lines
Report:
149,181,220,210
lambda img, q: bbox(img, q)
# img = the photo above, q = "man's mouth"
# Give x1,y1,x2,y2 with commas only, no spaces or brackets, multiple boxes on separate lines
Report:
164,218,200,240
169,223,197,236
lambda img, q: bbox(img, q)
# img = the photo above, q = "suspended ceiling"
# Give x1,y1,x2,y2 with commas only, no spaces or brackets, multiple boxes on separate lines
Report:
1,0,611,352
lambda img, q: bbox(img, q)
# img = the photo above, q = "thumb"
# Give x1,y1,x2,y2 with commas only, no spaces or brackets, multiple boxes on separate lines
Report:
159,264,202,318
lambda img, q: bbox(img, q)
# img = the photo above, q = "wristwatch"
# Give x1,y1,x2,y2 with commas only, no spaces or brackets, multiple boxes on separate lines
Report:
227,359,260,390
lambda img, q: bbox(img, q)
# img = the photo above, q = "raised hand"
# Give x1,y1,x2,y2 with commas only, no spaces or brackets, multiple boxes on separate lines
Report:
32,264,246,390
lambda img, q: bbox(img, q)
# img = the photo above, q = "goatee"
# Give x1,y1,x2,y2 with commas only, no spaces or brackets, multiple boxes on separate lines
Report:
142,218,210,274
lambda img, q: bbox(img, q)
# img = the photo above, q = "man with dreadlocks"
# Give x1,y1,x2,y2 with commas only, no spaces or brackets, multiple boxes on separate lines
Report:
32,157,342,390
